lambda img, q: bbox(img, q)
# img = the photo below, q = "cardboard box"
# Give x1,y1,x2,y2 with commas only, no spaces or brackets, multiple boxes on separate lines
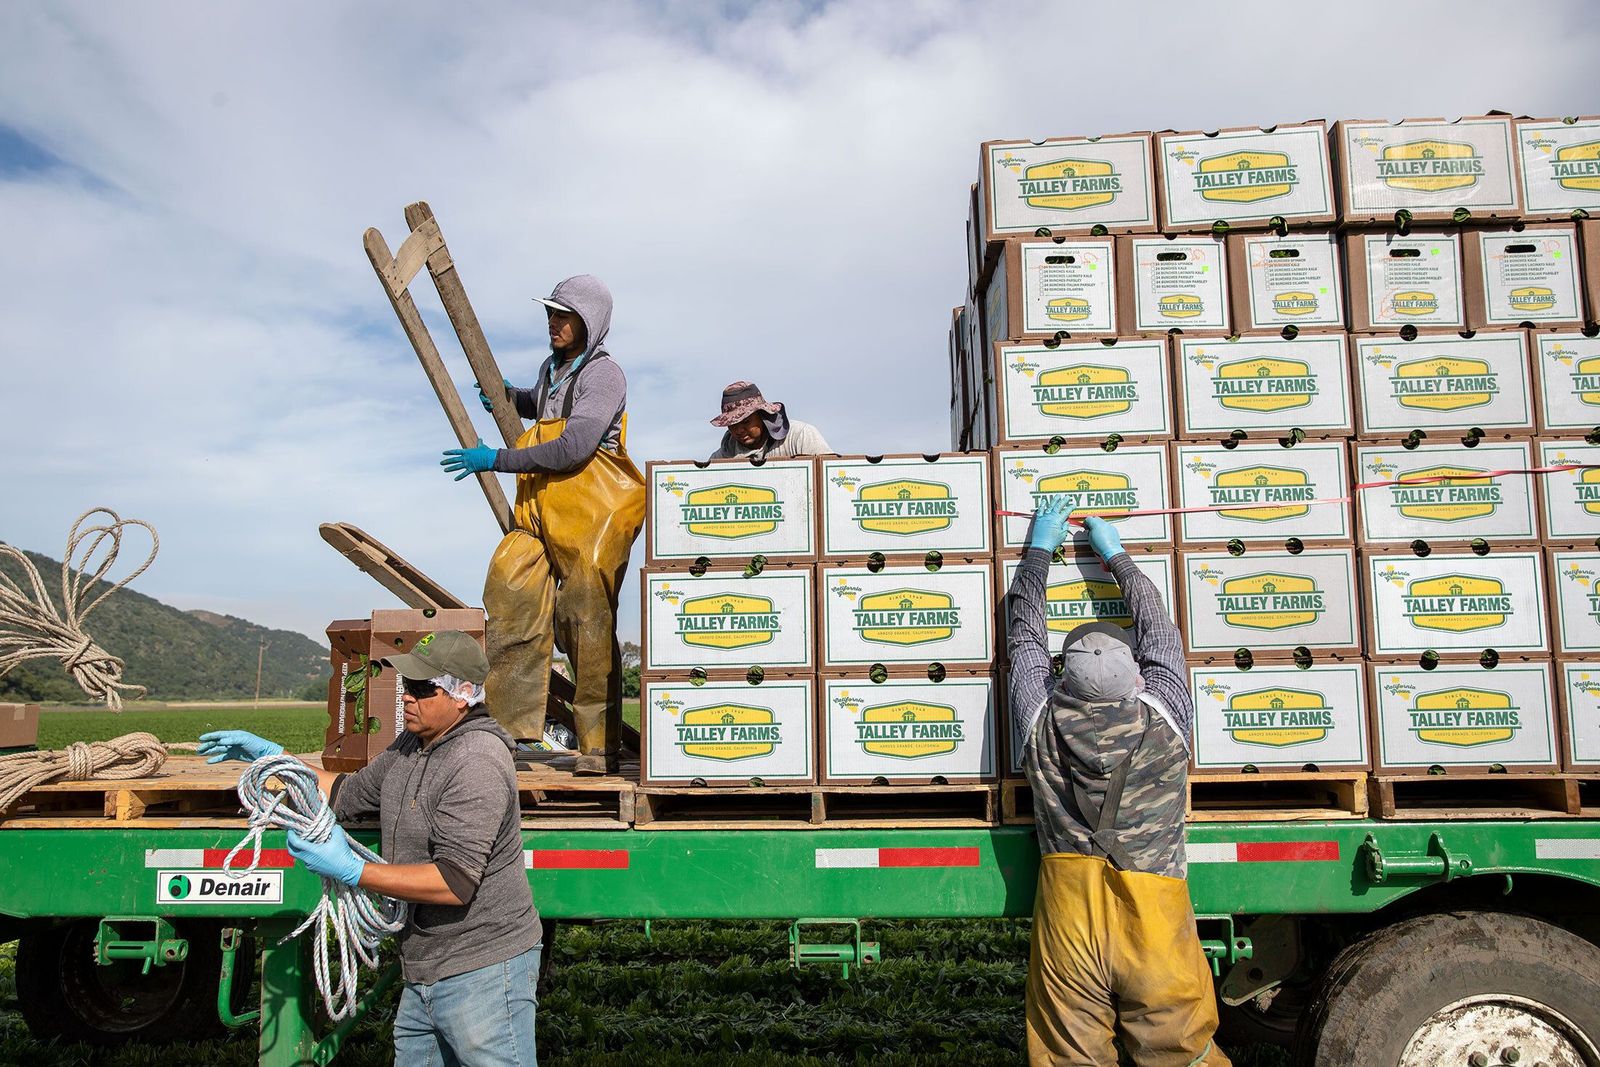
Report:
1351,331,1535,439
1332,116,1522,224
1118,235,1231,334
640,567,814,675
645,458,818,566
1188,663,1370,771
1368,661,1558,772
1362,549,1548,658
640,676,816,786
1549,550,1600,656
982,236,1119,340
818,561,995,670
1462,223,1585,329
0,704,39,749
978,134,1159,244
1226,231,1346,332
1536,439,1600,545
1179,547,1360,656
1343,230,1466,332
1155,123,1337,232
1173,333,1353,440
993,338,1173,445
1556,660,1600,771
966,182,987,297
820,674,998,784
1582,220,1600,323
998,553,1178,657
993,444,1174,552
1533,330,1600,433
819,454,992,560
1353,440,1539,546
1172,440,1353,546
1515,116,1600,221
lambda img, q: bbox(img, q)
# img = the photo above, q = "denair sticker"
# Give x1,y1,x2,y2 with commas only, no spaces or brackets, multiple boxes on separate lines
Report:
1390,357,1497,411
1220,687,1334,747
672,703,783,761
1214,572,1325,631
1408,688,1520,747
675,593,780,651
680,484,783,539
157,870,283,904
853,589,960,647
1375,140,1485,192
851,480,958,536
1192,150,1298,203
1387,466,1500,522
1031,364,1138,419
1402,574,1511,633
1209,466,1315,522
848,698,964,759
1017,157,1122,211
1212,357,1317,413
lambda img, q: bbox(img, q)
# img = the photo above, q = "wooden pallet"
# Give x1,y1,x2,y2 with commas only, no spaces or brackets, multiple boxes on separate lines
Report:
1001,779,1034,825
1371,772,1582,820
515,754,636,829
1000,771,1369,825
0,756,248,825
633,781,997,830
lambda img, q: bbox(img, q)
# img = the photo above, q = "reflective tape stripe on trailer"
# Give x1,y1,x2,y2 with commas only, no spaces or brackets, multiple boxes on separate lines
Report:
815,847,982,869
143,848,295,869
1535,838,1600,861
523,849,630,870
1188,841,1341,864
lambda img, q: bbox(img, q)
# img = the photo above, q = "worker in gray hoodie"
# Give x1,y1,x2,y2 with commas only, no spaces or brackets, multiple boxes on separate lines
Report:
198,630,541,1065
442,275,645,774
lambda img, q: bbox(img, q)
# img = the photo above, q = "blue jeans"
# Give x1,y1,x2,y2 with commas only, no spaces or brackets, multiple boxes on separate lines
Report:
393,945,540,1067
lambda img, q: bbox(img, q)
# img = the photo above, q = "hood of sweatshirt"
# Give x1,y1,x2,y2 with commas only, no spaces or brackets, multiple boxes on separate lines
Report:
403,703,515,756
544,274,613,358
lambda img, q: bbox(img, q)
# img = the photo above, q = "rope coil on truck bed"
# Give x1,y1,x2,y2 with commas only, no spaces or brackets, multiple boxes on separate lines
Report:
224,754,406,1022
0,731,171,812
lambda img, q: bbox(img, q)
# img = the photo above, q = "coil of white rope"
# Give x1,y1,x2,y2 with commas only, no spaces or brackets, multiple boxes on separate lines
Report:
223,754,407,1021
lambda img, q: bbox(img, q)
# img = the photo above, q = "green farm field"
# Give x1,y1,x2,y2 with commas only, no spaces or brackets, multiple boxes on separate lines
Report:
2,707,1285,1065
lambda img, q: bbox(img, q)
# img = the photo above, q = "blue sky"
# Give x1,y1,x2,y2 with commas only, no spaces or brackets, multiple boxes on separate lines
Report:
2,0,1597,647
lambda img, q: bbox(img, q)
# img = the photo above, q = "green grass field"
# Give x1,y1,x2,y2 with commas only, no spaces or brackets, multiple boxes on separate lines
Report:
2,708,1286,1065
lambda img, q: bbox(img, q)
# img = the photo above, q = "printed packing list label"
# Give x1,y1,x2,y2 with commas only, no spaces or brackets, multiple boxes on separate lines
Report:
1339,118,1520,214
1354,441,1537,544
642,569,814,672
1372,664,1556,770
1180,549,1359,654
1239,233,1345,329
1476,228,1583,325
1536,333,1600,431
1518,119,1600,215
1173,441,1352,543
1189,664,1369,770
1020,241,1116,334
1129,237,1229,331
997,340,1172,441
1176,335,1352,436
996,445,1173,550
1365,551,1547,656
1353,333,1533,436
822,677,996,782
984,136,1157,236
1361,233,1465,327
1158,126,1335,228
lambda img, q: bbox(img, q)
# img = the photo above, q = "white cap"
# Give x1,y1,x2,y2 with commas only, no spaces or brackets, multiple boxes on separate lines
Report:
534,297,575,313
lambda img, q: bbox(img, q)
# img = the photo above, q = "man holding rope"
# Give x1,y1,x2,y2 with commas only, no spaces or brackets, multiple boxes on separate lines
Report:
198,630,541,1066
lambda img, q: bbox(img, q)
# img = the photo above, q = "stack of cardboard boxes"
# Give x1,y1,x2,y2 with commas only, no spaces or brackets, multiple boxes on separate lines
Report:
959,112,1600,784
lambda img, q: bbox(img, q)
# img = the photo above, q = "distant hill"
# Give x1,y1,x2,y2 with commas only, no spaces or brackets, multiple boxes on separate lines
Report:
0,548,327,703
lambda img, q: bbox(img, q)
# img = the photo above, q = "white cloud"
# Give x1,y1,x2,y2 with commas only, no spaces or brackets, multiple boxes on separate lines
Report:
1,0,1597,653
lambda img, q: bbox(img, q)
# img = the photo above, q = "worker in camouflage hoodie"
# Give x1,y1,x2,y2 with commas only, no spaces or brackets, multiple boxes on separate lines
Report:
1006,502,1228,1066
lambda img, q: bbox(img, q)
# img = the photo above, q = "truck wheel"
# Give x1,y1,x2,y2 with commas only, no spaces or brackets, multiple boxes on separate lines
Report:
15,918,241,1045
1294,911,1600,1067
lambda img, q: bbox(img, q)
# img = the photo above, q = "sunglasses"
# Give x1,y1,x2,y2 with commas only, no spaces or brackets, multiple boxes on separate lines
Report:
402,678,442,700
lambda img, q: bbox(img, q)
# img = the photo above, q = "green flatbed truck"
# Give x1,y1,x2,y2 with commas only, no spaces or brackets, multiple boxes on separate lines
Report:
4,809,1600,1064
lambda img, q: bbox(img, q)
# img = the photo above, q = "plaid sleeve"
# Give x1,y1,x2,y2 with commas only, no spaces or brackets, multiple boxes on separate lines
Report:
1005,547,1055,740
1107,552,1192,744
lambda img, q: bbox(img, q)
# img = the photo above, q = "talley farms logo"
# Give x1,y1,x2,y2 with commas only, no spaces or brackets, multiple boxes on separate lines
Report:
1389,291,1441,316
1209,356,1319,413
1549,344,1600,407
1548,139,1600,191
1046,296,1092,322
679,483,784,540
1185,148,1298,203
833,690,964,759
1014,156,1123,211
659,692,784,761
1374,460,1502,522
1559,561,1600,624
1369,138,1485,192
673,592,780,651
1204,464,1316,522
1157,293,1207,319
1507,287,1558,313
1389,356,1499,412
1407,687,1521,747
850,479,959,536
1205,683,1336,747
1273,292,1320,316
852,589,961,646
1401,574,1512,633
1031,469,1138,519
1213,572,1325,631
1043,577,1132,634
1031,363,1138,419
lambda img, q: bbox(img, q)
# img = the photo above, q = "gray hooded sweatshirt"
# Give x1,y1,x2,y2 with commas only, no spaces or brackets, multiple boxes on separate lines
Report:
495,274,628,474
330,706,539,984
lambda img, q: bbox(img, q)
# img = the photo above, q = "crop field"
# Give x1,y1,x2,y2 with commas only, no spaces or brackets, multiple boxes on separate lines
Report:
2,708,1286,1065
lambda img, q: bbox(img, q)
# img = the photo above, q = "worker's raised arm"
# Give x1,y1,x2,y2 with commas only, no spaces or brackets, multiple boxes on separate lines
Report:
1005,497,1072,741
495,358,626,474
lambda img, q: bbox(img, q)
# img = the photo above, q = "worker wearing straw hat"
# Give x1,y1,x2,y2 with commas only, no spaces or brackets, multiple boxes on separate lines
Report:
707,381,831,460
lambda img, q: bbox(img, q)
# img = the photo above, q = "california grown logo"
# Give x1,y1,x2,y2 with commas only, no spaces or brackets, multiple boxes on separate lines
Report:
1386,465,1501,522
1401,574,1512,633
1188,148,1298,203
1408,688,1521,747
1214,572,1325,630
1372,139,1485,191
1042,577,1132,635
851,480,959,536
1210,355,1319,413
1216,685,1336,747
1389,357,1499,411
1030,363,1138,419
674,592,780,650
667,698,784,761
835,690,965,759
1015,157,1123,211
679,483,784,539
1208,465,1316,522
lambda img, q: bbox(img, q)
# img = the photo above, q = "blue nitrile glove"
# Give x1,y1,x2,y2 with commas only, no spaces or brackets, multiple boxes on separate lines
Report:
476,377,513,413
440,439,498,481
286,824,366,888
196,730,283,765
1027,495,1073,552
1083,515,1124,562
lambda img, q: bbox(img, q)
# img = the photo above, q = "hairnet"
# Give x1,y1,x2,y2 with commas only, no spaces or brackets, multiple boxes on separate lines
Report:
430,673,486,709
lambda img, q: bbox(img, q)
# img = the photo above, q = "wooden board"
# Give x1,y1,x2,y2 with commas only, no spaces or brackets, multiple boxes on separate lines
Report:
1372,772,1582,820
634,782,996,830
1002,770,1369,827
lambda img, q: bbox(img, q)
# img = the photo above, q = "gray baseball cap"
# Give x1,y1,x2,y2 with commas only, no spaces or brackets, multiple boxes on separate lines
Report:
1058,622,1140,703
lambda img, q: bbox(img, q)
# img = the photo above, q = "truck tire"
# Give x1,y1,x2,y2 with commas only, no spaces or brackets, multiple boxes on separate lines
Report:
15,918,246,1046
1294,911,1600,1067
